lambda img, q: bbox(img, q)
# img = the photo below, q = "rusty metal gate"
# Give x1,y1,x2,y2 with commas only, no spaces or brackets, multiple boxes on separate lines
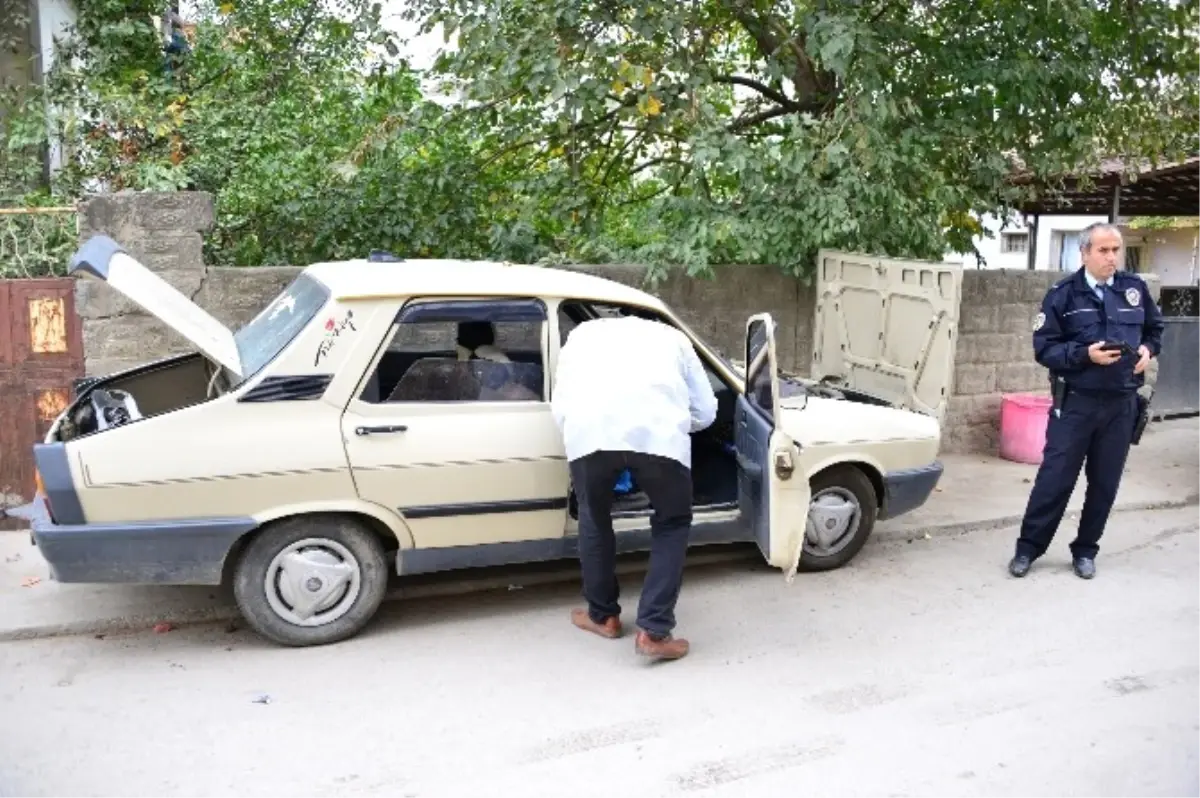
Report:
0,278,84,510
1153,287,1200,419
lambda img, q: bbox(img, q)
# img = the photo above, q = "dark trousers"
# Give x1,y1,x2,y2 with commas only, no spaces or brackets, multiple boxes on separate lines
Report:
569,450,693,638
1016,391,1138,561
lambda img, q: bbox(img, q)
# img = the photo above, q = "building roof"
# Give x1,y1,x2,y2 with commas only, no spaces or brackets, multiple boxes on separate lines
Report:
1009,156,1200,216
303,258,667,309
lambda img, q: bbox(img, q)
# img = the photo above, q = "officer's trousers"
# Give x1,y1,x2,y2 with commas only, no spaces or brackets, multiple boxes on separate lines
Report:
1016,390,1138,561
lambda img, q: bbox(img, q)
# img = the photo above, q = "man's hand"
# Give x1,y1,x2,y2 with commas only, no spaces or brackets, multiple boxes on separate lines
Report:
1134,344,1152,374
1088,341,1121,366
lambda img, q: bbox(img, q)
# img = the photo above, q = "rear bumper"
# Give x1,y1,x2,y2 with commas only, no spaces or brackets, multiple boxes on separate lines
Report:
31,510,255,585
877,461,943,521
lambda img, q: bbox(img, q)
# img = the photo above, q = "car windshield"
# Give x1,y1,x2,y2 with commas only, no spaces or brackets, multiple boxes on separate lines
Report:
233,273,330,381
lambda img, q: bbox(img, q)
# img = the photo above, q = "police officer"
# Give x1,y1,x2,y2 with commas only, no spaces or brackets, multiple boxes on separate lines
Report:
1009,222,1164,580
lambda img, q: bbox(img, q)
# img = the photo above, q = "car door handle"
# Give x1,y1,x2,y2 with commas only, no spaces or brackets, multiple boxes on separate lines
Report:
735,452,763,479
355,425,408,436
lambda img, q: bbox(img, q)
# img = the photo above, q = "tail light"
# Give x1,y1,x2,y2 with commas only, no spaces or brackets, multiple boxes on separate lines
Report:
33,468,54,522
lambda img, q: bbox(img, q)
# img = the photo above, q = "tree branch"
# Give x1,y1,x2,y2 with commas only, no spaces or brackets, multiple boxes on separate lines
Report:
722,0,827,108
712,75,798,109
728,104,795,132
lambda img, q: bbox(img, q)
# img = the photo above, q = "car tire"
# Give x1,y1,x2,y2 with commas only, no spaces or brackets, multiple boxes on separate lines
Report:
797,465,879,573
232,516,389,647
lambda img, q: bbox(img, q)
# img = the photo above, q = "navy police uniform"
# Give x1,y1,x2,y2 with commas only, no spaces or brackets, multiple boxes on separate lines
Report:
1015,267,1165,566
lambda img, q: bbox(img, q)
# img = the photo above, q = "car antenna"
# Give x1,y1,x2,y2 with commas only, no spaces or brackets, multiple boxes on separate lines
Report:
368,249,404,262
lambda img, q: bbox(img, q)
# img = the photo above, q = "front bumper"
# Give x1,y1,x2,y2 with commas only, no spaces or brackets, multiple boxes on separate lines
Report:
877,461,944,521
31,509,255,585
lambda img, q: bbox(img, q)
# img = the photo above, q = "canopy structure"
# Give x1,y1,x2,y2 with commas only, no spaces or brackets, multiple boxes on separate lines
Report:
1006,156,1200,270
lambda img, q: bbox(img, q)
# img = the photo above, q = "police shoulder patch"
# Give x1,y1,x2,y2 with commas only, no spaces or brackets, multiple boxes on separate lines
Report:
1033,311,1046,331
1125,287,1141,306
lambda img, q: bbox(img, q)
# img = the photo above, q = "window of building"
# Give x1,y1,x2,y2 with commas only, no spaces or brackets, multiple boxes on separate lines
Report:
360,299,547,404
1001,232,1029,254
1125,245,1144,273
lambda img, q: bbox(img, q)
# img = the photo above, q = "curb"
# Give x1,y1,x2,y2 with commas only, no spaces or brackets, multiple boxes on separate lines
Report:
873,494,1200,544
0,549,755,644
3,497,1197,644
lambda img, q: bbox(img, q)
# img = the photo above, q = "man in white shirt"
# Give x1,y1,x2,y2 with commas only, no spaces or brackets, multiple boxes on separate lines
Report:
551,311,718,661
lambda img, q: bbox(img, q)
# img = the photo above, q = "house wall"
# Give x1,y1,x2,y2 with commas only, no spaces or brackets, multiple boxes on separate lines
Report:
1138,227,1198,287
961,213,1110,272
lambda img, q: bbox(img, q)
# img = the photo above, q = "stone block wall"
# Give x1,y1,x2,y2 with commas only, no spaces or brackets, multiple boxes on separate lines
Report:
942,270,1063,453
76,192,220,377
73,193,817,380
943,268,1161,454
71,191,1161,456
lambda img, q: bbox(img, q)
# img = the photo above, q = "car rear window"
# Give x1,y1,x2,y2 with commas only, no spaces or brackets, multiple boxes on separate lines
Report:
234,273,330,380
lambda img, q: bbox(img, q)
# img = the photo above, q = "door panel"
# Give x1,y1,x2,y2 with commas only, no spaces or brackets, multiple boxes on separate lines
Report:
734,393,771,557
341,298,568,550
737,314,810,575
341,401,568,548
811,249,961,421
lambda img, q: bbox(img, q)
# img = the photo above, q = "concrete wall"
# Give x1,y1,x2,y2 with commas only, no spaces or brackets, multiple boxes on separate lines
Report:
946,268,1162,453
1139,227,1198,288
944,271,1063,453
75,192,817,381
76,191,1161,456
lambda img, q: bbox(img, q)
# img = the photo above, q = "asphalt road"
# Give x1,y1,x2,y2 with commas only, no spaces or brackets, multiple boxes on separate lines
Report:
1,505,1197,798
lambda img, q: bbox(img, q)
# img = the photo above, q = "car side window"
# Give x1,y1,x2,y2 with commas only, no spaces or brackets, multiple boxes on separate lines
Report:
745,319,774,417
559,299,730,395
360,299,547,404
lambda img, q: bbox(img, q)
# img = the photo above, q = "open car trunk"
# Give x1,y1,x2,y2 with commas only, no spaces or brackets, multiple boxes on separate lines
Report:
47,235,332,444
49,354,219,443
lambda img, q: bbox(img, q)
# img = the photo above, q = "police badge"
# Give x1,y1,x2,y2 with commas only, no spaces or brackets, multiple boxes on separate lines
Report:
1033,312,1045,331
1125,287,1141,306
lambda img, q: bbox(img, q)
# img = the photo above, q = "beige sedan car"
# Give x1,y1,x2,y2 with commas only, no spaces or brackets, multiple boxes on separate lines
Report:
29,235,955,646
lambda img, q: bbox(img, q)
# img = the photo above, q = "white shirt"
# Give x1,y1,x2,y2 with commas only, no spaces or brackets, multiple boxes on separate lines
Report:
1083,269,1111,301
551,316,718,468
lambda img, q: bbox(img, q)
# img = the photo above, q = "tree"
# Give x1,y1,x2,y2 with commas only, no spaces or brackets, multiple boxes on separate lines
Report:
402,0,1199,277
2,0,550,268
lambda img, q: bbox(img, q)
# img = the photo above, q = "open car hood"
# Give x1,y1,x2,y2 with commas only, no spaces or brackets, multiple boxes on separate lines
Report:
69,235,244,377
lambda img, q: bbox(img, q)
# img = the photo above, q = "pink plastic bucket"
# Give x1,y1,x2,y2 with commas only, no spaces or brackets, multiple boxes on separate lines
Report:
999,392,1052,464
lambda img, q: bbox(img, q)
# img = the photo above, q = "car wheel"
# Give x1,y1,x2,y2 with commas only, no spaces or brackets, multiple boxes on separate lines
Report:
797,465,878,572
232,516,388,647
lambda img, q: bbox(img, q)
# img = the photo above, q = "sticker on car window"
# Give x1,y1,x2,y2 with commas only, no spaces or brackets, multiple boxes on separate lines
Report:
314,309,357,366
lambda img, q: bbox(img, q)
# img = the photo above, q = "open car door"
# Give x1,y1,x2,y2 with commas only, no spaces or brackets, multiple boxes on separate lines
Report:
734,314,811,580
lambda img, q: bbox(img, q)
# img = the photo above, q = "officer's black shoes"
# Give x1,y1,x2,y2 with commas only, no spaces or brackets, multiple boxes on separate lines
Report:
1073,557,1096,579
1008,555,1032,578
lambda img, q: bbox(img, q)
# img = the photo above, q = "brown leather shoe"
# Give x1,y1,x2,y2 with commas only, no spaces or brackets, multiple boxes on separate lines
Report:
571,608,622,639
634,629,689,660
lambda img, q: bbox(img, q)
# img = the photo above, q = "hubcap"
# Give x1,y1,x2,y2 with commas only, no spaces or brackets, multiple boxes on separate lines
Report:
805,488,861,556
264,538,361,627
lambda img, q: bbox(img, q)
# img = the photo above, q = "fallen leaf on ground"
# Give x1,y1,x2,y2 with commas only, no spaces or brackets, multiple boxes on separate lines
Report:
20,576,40,587
153,622,173,633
